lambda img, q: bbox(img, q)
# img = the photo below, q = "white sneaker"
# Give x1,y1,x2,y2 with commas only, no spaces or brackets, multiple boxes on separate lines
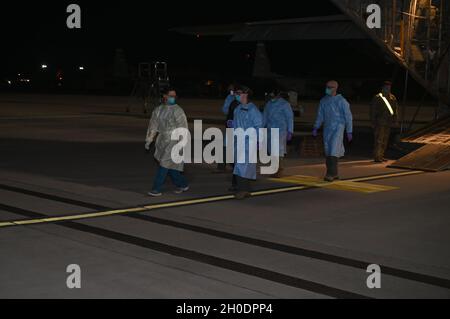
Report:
174,186,189,194
148,191,162,197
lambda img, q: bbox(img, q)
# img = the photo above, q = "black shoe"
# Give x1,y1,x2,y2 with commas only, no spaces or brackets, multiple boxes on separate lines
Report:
324,175,339,182
235,191,251,200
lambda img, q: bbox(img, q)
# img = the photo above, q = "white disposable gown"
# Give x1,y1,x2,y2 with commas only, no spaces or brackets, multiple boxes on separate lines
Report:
146,104,188,171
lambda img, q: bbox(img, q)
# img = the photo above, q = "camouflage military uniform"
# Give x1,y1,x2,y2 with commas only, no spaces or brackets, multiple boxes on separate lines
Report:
370,93,398,161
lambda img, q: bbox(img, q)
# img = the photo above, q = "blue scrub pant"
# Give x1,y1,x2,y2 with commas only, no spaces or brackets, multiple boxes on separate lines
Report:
152,166,188,193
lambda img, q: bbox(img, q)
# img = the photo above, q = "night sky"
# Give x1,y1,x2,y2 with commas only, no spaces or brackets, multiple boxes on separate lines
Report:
1,1,416,98
0,1,340,73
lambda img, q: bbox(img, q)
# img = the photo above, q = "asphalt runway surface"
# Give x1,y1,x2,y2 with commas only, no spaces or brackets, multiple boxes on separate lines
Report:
0,94,449,298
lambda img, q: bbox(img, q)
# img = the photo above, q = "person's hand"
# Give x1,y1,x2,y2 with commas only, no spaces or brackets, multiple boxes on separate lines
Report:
145,141,152,152
287,132,293,141
347,133,353,142
226,120,234,128
312,128,318,137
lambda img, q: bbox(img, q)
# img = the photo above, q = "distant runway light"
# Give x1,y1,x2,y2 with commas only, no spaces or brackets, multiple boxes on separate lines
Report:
41,64,48,69
78,66,84,70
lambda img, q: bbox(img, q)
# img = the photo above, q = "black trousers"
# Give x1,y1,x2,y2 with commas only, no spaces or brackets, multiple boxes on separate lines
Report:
232,175,251,192
325,156,338,177
217,145,229,170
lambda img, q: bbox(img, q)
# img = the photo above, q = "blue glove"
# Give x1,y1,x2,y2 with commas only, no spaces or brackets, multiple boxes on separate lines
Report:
312,128,318,137
347,133,353,142
226,120,234,128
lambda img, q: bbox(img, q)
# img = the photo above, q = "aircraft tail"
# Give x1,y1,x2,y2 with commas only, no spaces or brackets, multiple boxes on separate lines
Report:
252,42,273,78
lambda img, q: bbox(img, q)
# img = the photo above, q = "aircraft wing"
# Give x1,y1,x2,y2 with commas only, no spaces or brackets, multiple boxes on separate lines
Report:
171,15,368,40
170,23,244,37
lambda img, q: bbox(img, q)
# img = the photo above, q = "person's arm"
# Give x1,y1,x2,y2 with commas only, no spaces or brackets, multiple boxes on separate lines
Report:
343,99,353,134
253,108,264,130
252,107,264,148
145,106,160,144
313,102,324,130
392,96,399,124
284,102,294,134
175,108,188,130
172,107,189,146
262,102,269,127
222,94,234,115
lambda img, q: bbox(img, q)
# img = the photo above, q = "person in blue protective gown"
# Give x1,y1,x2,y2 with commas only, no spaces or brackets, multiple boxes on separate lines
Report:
263,88,294,178
313,80,353,182
229,86,263,199
214,83,240,173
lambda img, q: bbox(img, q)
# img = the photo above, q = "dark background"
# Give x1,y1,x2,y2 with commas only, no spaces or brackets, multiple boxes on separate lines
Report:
0,1,426,99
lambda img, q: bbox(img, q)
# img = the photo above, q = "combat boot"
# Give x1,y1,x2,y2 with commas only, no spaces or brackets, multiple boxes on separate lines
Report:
324,156,339,182
331,156,339,180
324,157,333,181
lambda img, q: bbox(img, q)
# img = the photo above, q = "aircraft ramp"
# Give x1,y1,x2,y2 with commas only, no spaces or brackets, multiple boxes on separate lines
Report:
390,115,450,171
331,0,450,171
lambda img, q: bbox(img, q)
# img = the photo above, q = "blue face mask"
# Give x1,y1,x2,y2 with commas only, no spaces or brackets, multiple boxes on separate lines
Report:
167,97,176,105
325,88,333,96
235,95,241,103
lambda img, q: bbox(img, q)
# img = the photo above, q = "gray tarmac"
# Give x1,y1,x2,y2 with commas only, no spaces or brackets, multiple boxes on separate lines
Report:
0,94,449,299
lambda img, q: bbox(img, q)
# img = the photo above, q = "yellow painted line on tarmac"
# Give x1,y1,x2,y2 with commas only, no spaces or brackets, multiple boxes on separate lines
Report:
0,195,236,228
0,222,14,227
251,185,308,196
348,170,423,182
0,171,424,229
271,175,397,193
142,195,236,210
325,181,397,194
270,170,423,194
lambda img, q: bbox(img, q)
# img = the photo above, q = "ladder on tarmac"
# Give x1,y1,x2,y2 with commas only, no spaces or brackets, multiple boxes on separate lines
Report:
126,62,170,114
